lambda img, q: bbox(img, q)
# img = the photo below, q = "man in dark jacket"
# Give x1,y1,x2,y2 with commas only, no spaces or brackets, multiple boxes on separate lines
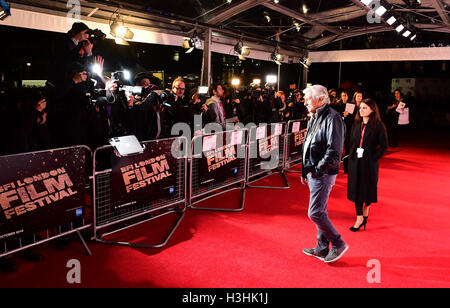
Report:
301,84,348,264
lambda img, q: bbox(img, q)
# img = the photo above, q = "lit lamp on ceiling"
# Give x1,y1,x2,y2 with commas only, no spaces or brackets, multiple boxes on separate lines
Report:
234,39,250,60
110,13,134,45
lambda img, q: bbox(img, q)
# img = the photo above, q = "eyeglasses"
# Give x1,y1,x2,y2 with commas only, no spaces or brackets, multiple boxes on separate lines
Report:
175,87,185,91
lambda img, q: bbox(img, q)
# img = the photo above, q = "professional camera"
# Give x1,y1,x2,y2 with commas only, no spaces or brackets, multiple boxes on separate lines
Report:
79,29,106,46
110,71,145,97
159,90,176,108
83,76,111,106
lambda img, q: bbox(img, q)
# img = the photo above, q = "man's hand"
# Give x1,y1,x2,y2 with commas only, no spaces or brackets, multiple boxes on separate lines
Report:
93,56,104,75
82,40,94,56
301,176,308,185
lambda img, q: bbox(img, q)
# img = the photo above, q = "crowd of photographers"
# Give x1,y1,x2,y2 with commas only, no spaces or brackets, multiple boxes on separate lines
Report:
0,22,309,156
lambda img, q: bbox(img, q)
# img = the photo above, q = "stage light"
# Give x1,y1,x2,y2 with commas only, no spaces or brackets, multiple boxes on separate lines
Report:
231,78,241,87
266,75,277,84
386,16,397,25
264,11,271,23
360,0,373,6
271,46,284,65
299,56,311,70
234,39,250,60
183,32,201,54
410,34,417,41
375,5,387,17
396,24,405,32
294,21,301,32
302,4,309,14
110,13,134,44
403,30,411,38
253,79,261,85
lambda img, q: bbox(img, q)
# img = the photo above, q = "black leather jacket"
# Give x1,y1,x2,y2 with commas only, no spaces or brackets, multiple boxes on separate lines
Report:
302,104,345,178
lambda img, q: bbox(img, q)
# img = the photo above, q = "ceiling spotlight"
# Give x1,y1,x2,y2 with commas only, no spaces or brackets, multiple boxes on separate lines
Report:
271,47,284,65
294,21,301,32
396,24,405,33
360,0,373,6
274,0,279,4
403,30,411,38
183,31,201,54
234,39,250,60
299,56,311,70
410,34,417,41
375,5,387,17
386,16,397,25
264,11,271,23
302,4,309,14
110,13,134,44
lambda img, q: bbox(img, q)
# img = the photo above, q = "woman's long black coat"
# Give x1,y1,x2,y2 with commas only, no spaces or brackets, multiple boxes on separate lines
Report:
347,120,388,204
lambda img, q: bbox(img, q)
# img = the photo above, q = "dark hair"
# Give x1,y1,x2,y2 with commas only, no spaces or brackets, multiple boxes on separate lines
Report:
69,22,90,36
355,98,382,128
209,83,222,96
393,89,403,99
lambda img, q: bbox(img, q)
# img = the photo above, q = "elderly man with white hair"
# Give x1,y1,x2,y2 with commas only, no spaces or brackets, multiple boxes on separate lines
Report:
301,84,348,264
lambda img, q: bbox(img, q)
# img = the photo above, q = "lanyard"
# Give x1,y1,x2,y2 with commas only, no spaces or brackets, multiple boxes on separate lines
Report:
360,122,367,148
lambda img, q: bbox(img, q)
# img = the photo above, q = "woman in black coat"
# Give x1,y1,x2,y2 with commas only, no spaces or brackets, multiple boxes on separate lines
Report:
347,98,388,232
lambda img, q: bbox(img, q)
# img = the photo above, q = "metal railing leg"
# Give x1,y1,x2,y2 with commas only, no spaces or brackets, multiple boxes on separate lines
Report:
77,231,92,256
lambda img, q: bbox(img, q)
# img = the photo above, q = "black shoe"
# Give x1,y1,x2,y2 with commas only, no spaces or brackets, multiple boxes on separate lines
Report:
302,248,329,261
323,244,349,264
20,248,43,262
0,257,18,273
350,219,367,232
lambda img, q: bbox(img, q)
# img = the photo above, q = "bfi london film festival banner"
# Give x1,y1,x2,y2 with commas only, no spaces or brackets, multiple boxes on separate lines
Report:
288,120,308,160
110,139,179,211
253,123,283,171
197,131,244,188
0,148,88,242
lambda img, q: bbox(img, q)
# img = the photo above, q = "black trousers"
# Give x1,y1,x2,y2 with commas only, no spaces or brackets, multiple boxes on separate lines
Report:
355,202,371,216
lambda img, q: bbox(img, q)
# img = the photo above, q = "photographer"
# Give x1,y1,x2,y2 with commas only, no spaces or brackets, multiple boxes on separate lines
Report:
126,72,161,141
160,77,190,137
285,89,307,121
48,23,95,91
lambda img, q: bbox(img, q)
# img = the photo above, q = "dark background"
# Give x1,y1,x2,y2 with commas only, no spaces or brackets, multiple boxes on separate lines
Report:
1,25,449,132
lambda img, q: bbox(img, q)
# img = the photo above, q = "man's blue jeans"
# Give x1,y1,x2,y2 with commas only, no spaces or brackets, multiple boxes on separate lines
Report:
307,173,345,252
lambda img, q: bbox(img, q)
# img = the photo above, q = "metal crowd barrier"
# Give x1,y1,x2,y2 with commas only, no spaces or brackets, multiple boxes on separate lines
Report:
189,129,248,212
92,137,187,249
246,122,290,189
0,146,93,259
284,119,308,174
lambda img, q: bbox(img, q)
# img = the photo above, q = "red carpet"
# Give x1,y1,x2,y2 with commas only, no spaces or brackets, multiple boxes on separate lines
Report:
1,137,450,288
